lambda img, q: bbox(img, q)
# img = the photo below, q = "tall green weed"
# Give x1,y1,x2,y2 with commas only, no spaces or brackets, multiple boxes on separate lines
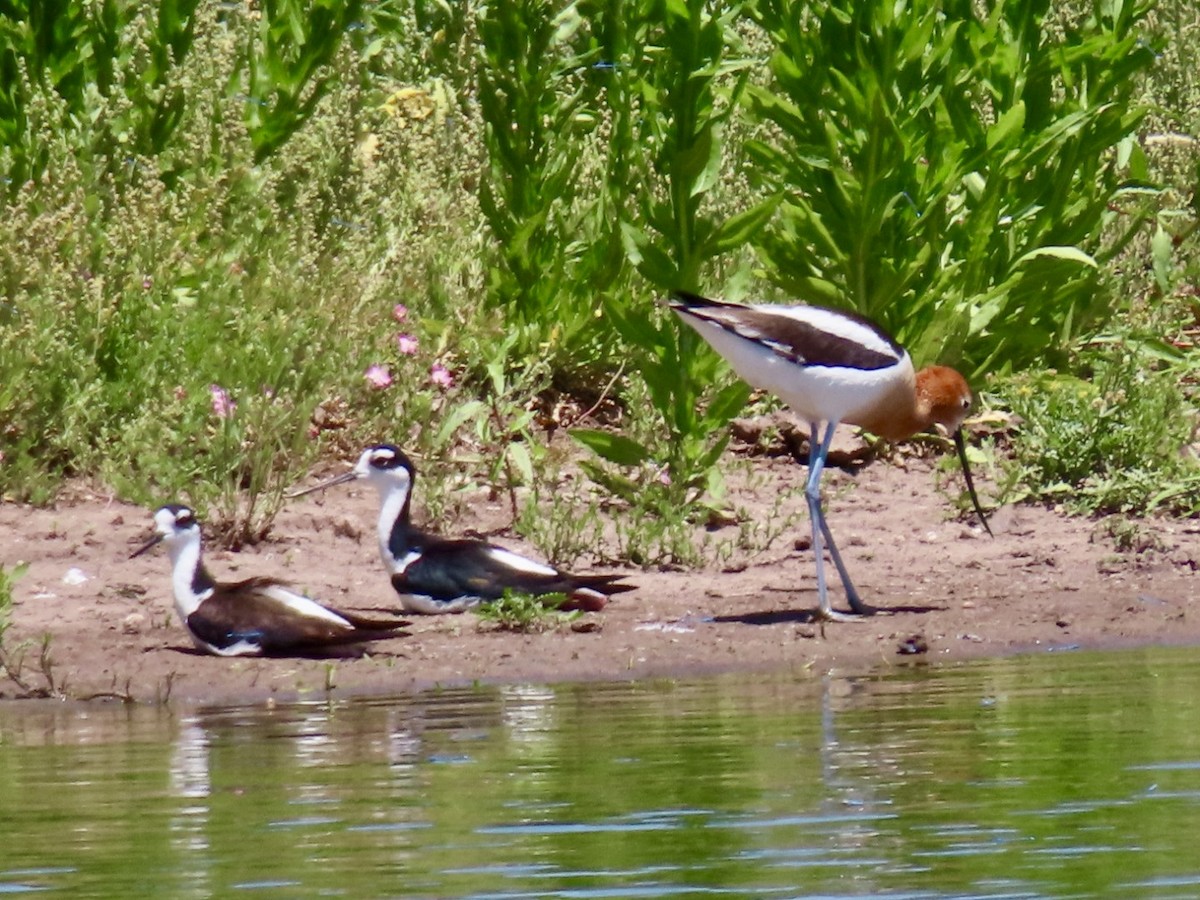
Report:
746,0,1157,377
996,347,1200,515
0,0,198,188
476,0,599,360
239,0,365,162
992,0,1200,520
571,0,772,518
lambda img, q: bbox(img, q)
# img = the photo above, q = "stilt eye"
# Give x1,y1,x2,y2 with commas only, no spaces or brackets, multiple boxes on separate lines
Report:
160,503,196,527
367,444,413,473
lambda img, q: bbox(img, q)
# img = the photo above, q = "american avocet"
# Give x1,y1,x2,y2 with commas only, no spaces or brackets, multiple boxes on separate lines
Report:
670,291,991,620
131,504,410,656
291,445,636,614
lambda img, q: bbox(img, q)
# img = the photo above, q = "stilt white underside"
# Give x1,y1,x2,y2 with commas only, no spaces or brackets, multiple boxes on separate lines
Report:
396,594,480,615
191,635,263,657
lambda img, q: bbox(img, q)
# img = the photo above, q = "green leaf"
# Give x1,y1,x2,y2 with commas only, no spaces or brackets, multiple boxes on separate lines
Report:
620,221,679,287
705,195,780,256
436,400,487,447
1150,226,1174,293
986,101,1026,150
506,442,534,486
568,428,652,468
701,380,752,428
674,122,715,184
577,459,640,503
1014,246,1099,268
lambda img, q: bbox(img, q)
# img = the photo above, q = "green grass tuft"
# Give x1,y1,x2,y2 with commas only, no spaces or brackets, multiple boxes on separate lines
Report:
473,589,580,633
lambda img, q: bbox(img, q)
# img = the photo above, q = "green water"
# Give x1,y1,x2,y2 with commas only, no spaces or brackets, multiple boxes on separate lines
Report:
3,647,1200,898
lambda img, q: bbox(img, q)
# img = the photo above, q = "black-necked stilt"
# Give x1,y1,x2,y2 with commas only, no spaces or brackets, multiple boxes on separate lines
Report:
291,445,636,614
131,504,410,656
670,290,991,621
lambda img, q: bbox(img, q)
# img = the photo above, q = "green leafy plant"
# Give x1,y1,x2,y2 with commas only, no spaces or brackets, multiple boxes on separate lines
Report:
515,485,606,569
1115,0,1200,323
996,346,1200,515
238,0,364,162
611,493,706,568
0,562,62,699
475,0,641,379
473,589,579,632
0,3,487,540
746,0,1157,377
1096,516,1164,554
707,472,807,569
472,0,779,552
571,0,772,516
477,0,585,331
0,562,27,642
0,0,199,189
458,332,552,523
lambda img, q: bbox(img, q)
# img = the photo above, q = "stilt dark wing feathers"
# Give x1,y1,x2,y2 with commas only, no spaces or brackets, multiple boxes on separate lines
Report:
188,586,407,653
222,575,292,593
391,555,556,601
224,577,409,630
326,607,412,630
392,539,635,603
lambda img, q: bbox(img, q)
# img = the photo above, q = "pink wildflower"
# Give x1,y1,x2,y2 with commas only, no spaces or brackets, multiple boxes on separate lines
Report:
396,333,419,355
173,385,187,402
430,363,453,389
364,364,393,389
209,384,236,419
392,303,408,323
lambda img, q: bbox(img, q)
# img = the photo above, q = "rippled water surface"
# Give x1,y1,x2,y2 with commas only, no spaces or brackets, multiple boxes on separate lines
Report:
4,647,1200,898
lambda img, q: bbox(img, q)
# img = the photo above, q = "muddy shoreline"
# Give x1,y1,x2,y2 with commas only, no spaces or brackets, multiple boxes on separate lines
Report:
2,451,1197,706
